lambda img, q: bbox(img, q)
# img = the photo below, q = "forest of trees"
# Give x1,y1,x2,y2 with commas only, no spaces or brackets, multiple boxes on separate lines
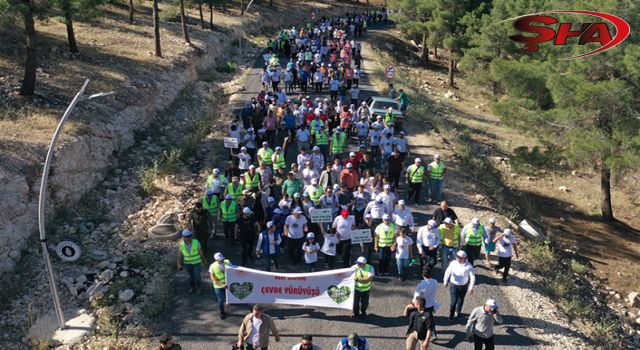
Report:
390,0,640,221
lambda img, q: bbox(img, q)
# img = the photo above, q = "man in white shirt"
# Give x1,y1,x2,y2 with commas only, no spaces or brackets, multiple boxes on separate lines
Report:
296,123,312,152
413,268,440,340
393,131,409,162
284,207,309,265
393,199,415,232
493,228,519,282
332,209,356,267
376,184,397,213
363,198,388,226
444,250,476,320
310,146,325,173
234,147,252,171
416,219,440,271
297,148,312,171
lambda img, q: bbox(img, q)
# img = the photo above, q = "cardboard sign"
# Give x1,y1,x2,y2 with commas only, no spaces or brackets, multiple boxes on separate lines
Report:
350,229,373,244
223,137,239,149
309,208,333,223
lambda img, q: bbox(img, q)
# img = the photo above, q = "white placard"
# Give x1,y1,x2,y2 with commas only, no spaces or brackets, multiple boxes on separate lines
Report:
350,229,373,244
223,137,239,148
226,266,356,310
309,208,333,223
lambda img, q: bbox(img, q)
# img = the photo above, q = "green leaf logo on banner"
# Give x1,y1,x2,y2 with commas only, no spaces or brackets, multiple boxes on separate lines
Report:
327,285,351,304
230,282,253,300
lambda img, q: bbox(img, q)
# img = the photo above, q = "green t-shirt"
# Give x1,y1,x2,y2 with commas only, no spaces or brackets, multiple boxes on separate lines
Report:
399,92,408,107
283,179,303,197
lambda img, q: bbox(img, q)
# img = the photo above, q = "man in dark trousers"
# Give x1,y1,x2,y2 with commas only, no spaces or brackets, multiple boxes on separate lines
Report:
403,296,434,350
190,202,210,256
387,151,404,189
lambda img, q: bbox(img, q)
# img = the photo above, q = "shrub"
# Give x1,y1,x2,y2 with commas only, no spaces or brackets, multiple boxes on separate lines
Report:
137,162,159,196
216,61,237,73
524,241,556,275
159,5,180,23
158,148,184,175
570,259,589,275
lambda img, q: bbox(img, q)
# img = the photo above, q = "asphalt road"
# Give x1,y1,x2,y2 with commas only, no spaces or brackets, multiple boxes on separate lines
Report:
164,25,541,350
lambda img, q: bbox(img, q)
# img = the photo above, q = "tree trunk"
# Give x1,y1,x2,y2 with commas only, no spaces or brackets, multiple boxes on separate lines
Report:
152,0,162,57
128,0,134,22
20,0,37,96
64,13,79,54
420,32,428,63
447,58,455,87
600,163,614,221
179,0,191,44
209,3,214,29
198,3,205,29
434,46,438,60
270,0,273,6
241,0,244,16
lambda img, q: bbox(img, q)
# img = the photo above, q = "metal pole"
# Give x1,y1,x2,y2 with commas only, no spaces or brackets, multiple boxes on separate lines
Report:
38,79,89,330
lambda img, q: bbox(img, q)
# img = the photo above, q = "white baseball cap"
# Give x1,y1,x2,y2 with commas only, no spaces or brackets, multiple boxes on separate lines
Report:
444,217,453,224
249,165,256,169
266,221,274,228
307,232,315,239
262,141,269,146
485,299,498,309
428,219,436,227
434,154,441,160
504,228,513,236
214,252,224,261
243,207,253,214
346,163,353,169
213,168,220,174
471,218,480,226
311,178,318,185
268,196,275,203
349,151,356,156
276,146,282,151
382,214,390,221
398,199,405,206
333,184,340,191
383,184,391,189
456,250,467,258
356,256,367,264
241,146,247,151
293,207,303,214
415,158,422,163
313,146,320,151
488,218,496,224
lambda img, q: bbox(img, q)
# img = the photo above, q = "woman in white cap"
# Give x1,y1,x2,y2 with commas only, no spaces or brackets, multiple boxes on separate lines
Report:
256,221,281,272
302,233,321,272
209,252,231,319
443,250,476,321
493,228,519,282
465,299,502,350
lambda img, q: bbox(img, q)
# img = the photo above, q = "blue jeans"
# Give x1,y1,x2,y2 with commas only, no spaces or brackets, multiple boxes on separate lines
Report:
213,287,226,313
396,258,408,279
184,263,202,289
441,246,456,270
449,283,468,318
429,178,444,202
378,246,392,274
265,254,279,272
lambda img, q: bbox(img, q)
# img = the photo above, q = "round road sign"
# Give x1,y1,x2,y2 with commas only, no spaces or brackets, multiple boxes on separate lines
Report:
385,64,396,79
56,241,81,262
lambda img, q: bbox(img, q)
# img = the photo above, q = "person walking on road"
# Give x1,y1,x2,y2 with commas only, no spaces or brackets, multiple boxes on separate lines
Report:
352,256,374,319
302,232,321,272
484,218,501,266
333,209,356,267
439,218,461,270
465,299,503,350
406,158,425,204
461,218,486,267
414,268,440,341
284,207,309,265
493,228,519,282
444,250,476,321
177,230,206,294
427,154,446,203
416,219,440,272
219,194,239,243
395,227,414,281
190,201,211,255
208,252,231,319
238,304,280,350
374,214,397,275
336,333,370,350
256,221,282,272
403,296,433,350
291,334,322,350
432,200,458,226
237,207,260,266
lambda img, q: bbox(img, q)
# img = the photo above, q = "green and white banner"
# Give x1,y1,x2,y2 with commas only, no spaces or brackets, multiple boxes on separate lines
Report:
225,266,356,310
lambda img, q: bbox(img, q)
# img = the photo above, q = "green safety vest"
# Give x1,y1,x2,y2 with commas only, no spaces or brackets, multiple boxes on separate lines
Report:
439,224,460,248
310,120,324,133
258,148,274,166
210,259,231,288
305,51,312,61
202,194,219,216
429,161,445,180
376,223,395,247
463,224,484,246
354,264,374,292
206,175,226,190
384,113,395,124
408,164,425,184
179,239,202,265
309,185,324,204
273,153,286,170
226,183,244,201
331,132,346,153
244,172,260,190
220,200,238,222
315,131,329,145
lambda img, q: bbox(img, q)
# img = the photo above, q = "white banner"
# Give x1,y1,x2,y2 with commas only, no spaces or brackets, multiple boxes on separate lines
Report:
350,229,373,244
225,266,356,310
223,137,239,148
309,208,333,223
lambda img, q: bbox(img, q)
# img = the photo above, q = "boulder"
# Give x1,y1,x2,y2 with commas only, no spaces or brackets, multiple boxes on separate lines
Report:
629,292,640,307
118,289,135,302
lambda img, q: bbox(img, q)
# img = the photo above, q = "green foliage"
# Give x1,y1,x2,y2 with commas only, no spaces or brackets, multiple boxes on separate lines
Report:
158,147,184,174
137,162,160,196
524,241,555,275
159,4,180,22
570,259,589,275
216,60,237,73
510,146,561,174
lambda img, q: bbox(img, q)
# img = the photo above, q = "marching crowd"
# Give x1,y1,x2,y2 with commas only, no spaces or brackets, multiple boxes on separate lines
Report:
172,7,518,350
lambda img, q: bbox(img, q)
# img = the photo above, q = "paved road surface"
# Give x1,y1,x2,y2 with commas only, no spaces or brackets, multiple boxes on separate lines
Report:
165,25,541,350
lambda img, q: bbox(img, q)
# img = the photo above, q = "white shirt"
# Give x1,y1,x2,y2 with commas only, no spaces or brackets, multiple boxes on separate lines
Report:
376,191,397,213
393,207,414,227
297,153,312,170
356,121,369,137
496,234,517,258
256,232,281,255
321,234,338,256
296,128,311,142
303,241,320,263
314,71,324,83
250,317,262,346
414,278,439,309
243,133,257,149
311,153,325,172
368,129,381,146
416,225,440,255
395,235,413,259
332,215,355,241
380,137,394,153
238,152,252,170
350,89,360,99
285,215,308,239
444,260,476,290
207,175,227,193
393,137,408,152
364,201,387,219
302,168,319,186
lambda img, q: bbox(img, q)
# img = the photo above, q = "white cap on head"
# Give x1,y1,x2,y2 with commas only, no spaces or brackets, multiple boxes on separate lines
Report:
214,252,224,261
333,184,340,191
293,207,303,214
415,158,421,163
243,207,253,214
213,168,220,174
435,154,441,160
456,250,467,258
471,218,480,226
346,163,353,169
398,199,405,206
489,218,496,224
428,219,436,227
266,221,274,228
349,152,356,157
241,146,247,151
313,146,320,151
485,299,498,309
504,228,513,235
307,232,315,239
249,165,256,169
382,214,390,221
268,196,275,203
356,256,367,264
311,178,318,185
444,217,453,224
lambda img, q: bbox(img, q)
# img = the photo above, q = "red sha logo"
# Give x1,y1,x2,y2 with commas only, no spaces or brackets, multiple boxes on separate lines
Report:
509,10,631,59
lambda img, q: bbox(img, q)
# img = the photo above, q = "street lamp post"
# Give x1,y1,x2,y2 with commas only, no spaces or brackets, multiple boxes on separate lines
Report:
38,79,113,330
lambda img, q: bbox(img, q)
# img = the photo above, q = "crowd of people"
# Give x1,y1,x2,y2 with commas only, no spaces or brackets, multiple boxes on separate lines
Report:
172,7,519,350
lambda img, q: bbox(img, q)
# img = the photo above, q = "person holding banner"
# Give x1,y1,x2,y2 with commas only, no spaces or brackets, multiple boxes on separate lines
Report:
238,304,280,350
208,252,231,319
256,221,281,272
374,214,398,276
352,257,375,319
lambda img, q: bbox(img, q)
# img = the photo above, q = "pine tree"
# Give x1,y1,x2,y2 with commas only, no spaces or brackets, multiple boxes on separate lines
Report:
389,0,436,64
53,0,104,54
152,0,161,57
